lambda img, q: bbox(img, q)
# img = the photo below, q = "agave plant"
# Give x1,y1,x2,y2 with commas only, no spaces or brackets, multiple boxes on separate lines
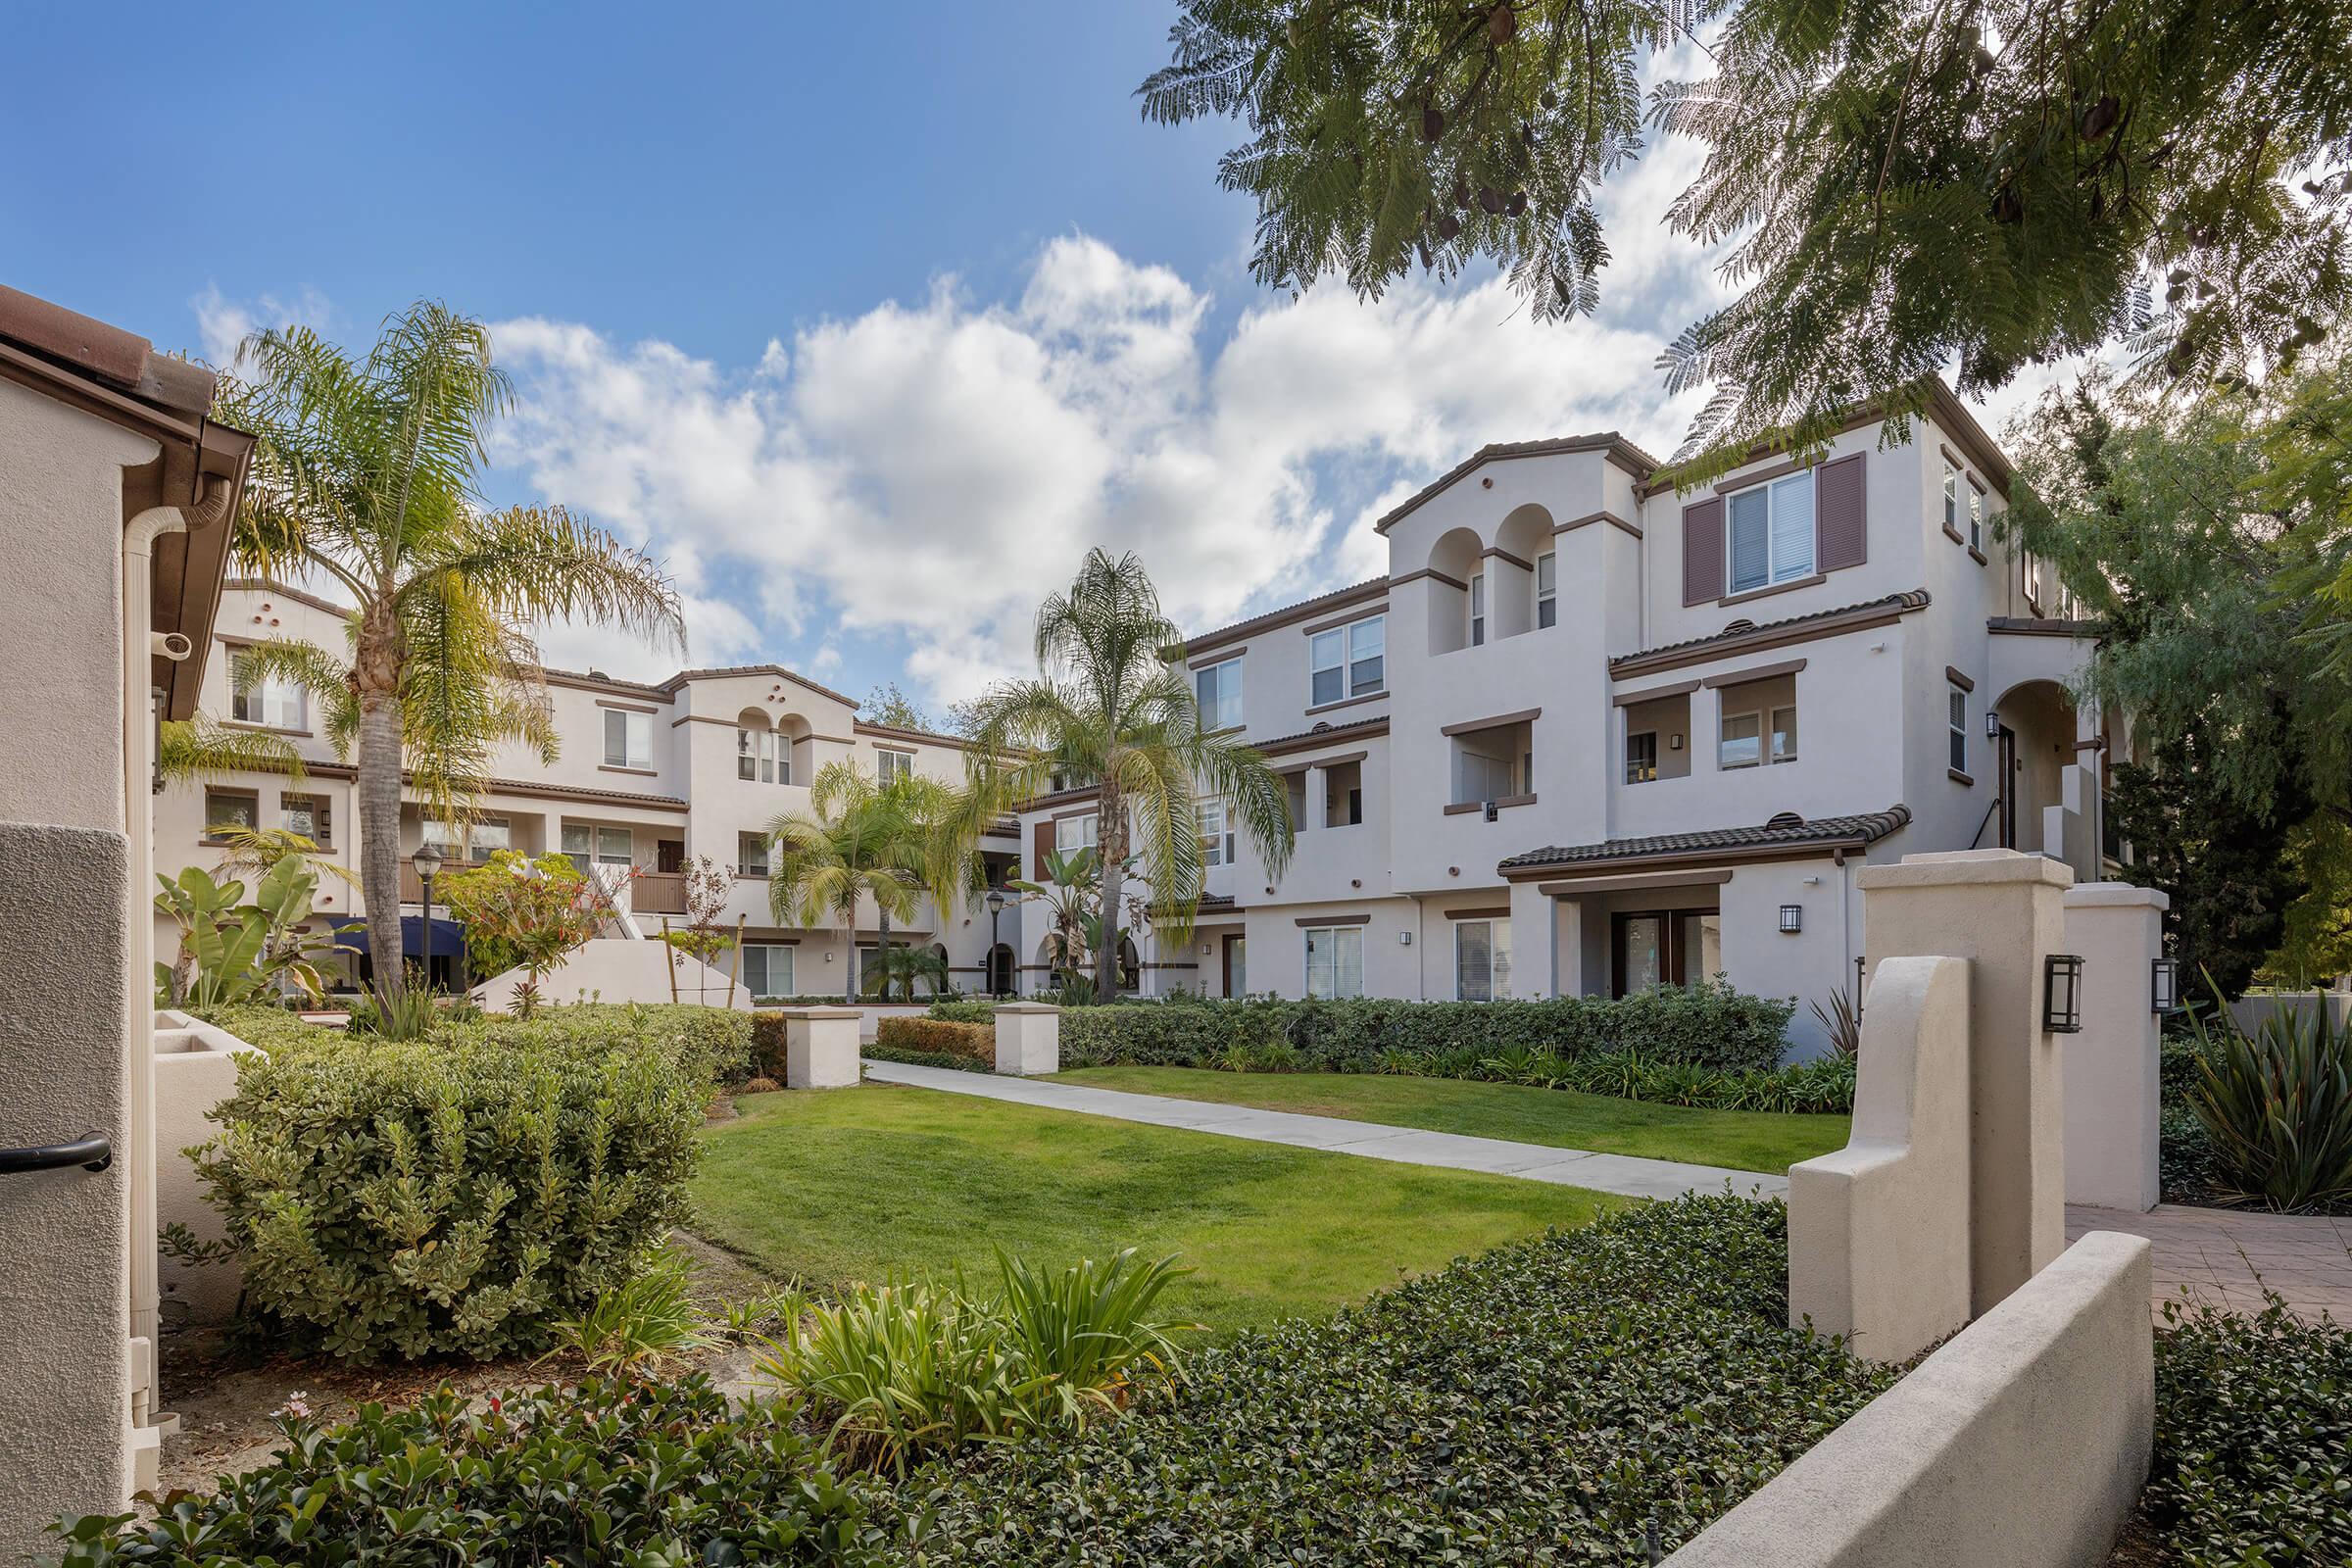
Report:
2187,1000,2352,1212
1809,985,1863,1059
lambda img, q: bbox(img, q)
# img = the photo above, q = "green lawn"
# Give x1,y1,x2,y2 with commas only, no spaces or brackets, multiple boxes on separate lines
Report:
1054,1066,1851,1175
692,1082,1617,1336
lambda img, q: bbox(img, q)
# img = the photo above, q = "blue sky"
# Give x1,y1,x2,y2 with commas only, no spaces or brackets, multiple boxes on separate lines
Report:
3,4,2058,716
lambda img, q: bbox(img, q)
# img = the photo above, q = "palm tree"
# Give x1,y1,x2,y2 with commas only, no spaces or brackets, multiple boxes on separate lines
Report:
766,761,979,1003
216,303,684,995
158,713,307,785
963,550,1294,999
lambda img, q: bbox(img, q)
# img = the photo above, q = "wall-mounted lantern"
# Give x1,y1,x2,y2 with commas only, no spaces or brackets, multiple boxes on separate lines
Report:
2150,957,2180,1016
1669,733,1684,751
1985,709,2002,739
1778,904,1803,934
2043,954,2084,1034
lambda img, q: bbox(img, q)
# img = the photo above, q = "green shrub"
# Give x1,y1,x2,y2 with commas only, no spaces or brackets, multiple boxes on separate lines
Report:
2143,1296,2352,1565
865,1045,994,1074
755,1250,1194,1477
876,1015,996,1064
899,1195,1894,1562
52,1377,883,1567
929,999,1002,1024
191,1025,704,1361
549,1246,712,1374
2187,1002,2352,1211
1054,983,1794,1075
201,1001,753,1084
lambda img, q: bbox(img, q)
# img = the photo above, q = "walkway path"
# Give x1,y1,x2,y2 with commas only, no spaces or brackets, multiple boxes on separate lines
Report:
860,1059,1788,1200
2067,1203,2352,1323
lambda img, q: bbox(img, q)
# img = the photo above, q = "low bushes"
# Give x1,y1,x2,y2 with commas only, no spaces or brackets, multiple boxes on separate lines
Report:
2141,1296,2352,1565
902,1195,1895,1562
53,1378,881,1567
189,1021,704,1361
874,1015,995,1065
202,1001,754,1084
1037,983,1795,1076
2182,1002,2352,1212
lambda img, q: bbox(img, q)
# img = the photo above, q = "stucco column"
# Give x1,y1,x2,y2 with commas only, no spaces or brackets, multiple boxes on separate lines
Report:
994,1002,1060,1075
1303,764,1328,832
777,1006,860,1089
1507,879,1555,999
1858,849,2073,1315
2061,883,2167,1213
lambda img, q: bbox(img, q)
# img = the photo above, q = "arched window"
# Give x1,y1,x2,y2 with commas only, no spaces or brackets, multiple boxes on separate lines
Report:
737,710,789,784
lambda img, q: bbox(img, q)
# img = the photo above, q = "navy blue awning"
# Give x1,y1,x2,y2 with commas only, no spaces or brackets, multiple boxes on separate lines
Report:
337,916,468,959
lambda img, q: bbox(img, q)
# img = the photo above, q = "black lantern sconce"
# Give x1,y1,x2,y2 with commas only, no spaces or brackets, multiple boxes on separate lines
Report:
1778,904,1803,934
2150,956,2180,1016
2043,954,2084,1034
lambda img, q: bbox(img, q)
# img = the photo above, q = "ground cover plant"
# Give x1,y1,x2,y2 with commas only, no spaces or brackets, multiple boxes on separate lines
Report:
1058,1065,1850,1174
692,1082,1617,1335
894,1195,1897,1563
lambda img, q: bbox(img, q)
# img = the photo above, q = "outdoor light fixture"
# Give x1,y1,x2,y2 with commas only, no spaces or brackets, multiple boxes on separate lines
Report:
1985,709,2002,739
984,888,1008,999
2151,956,2180,1016
1670,733,1684,751
411,843,446,993
984,888,1006,917
2043,954,2084,1034
1484,801,1499,822
1778,904,1803,934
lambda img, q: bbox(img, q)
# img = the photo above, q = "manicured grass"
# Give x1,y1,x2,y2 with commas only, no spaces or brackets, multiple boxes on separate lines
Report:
1054,1065,1851,1174
692,1082,1618,1336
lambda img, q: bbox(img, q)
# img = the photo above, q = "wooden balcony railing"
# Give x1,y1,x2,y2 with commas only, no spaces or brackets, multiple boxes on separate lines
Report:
632,870,688,915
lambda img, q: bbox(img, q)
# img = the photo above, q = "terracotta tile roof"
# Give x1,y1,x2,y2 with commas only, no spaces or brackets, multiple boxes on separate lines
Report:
0,282,219,418
1372,433,1662,535
1184,575,1391,656
1247,713,1390,757
1500,806,1912,875
1610,591,1931,676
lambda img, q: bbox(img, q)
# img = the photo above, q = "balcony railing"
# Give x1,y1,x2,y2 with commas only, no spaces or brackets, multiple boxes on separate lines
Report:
632,870,688,915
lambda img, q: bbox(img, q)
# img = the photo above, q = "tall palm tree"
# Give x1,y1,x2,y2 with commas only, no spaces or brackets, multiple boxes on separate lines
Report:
963,549,1294,999
216,303,685,995
158,713,307,785
766,761,977,1002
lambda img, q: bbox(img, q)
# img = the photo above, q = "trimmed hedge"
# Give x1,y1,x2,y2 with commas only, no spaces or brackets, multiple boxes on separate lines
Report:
875,1015,994,1064
1434,1045,1857,1114
2142,1296,2352,1564
900,1195,1895,1562
1020,984,1794,1075
189,1021,704,1362
201,1002,753,1084
54,1377,880,1566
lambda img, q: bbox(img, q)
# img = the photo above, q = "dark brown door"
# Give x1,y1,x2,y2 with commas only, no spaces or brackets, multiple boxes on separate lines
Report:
1222,934,1247,998
657,839,684,873
1995,726,2018,849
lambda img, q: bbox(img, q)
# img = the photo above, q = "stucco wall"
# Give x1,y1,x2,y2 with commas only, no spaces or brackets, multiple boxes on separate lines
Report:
153,1012,261,1326
1667,1231,2153,1568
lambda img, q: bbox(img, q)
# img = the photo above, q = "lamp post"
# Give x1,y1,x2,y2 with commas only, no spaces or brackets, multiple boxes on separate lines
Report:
412,842,445,994
985,887,1007,998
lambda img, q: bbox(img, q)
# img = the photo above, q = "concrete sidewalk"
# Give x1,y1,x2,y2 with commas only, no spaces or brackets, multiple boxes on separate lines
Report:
859,1059,1788,1201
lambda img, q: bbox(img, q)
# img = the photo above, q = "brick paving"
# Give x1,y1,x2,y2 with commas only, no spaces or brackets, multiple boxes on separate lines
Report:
2067,1202,2352,1323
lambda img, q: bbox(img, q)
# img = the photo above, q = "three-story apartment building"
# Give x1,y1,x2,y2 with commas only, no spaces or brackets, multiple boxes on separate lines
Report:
1006,379,2115,1054
157,581,1025,999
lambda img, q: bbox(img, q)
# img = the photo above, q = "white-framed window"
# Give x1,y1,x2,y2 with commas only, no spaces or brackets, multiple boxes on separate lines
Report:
1195,658,1244,732
597,825,633,866
604,708,653,768
562,822,593,875
875,747,914,784
229,652,307,731
1626,730,1658,785
1948,682,1969,774
1719,712,1762,770
741,943,795,1002
1770,705,1797,764
1968,484,1984,553
1054,813,1099,856
1943,464,1962,537
1308,613,1385,706
739,727,789,784
1468,571,1487,647
738,830,771,877
1455,918,1511,1002
565,823,632,870
1198,799,1235,866
280,792,331,845
1535,552,1557,628
1726,469,1815,593
1304,925,1364,1000
203,788,258,838
424,816,510,863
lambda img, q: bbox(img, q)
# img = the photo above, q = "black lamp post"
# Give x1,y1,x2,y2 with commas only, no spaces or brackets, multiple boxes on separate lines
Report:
985,887,1007,998
412,842,444,993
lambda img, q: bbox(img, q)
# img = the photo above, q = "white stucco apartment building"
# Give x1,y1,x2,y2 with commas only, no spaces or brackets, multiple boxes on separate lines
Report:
161,380,2109,1052
1009,381,2113,1054
159,582,1027,1000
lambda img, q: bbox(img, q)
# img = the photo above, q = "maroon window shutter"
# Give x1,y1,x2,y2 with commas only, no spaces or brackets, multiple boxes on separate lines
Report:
1682,497,1725,606
1032,819,1054,877
1816,453,1868,572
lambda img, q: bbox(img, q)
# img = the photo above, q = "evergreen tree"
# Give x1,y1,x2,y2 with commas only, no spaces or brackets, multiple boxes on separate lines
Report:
860,681,934,733
1143,0,2352,473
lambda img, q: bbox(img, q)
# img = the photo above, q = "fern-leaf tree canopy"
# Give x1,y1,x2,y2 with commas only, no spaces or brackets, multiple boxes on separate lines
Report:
1142,0,2352,478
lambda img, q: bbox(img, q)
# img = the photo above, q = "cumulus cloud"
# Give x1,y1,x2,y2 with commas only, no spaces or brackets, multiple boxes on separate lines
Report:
192,283,333,370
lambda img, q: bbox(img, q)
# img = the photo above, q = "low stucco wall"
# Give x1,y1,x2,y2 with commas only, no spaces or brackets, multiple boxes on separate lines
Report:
475,938,755,1013
1667,1231,2153,1568
2229,990,2350,1038
153,1011,262,1327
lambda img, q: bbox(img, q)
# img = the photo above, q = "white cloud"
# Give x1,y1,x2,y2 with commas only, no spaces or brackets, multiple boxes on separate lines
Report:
191,284,332,370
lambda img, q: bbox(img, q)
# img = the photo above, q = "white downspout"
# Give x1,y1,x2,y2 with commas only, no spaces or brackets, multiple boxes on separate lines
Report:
120,503,185,1451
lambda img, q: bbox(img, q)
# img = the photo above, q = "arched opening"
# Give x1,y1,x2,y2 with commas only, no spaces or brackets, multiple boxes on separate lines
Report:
986,941,1015,998
773,712,812,785
736,708,786,785
1426,526,1483,654
1985,678,2092,871
1492,503,1554,640
1116,934,1142,995
924,941,951,998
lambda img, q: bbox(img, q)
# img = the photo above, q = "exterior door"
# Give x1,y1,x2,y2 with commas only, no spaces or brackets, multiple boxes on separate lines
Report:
1610,909,1721,997
657,839,685,873
1222,934,1247,998
1995,725,2018,848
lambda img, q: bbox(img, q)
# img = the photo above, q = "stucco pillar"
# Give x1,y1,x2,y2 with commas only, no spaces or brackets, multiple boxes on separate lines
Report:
2062,883,2167,1213
1508,879,1556,999
777,1006,860,1089
1858,850,2074,1316
1303,765,1328,832
993,1002,1060,1075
